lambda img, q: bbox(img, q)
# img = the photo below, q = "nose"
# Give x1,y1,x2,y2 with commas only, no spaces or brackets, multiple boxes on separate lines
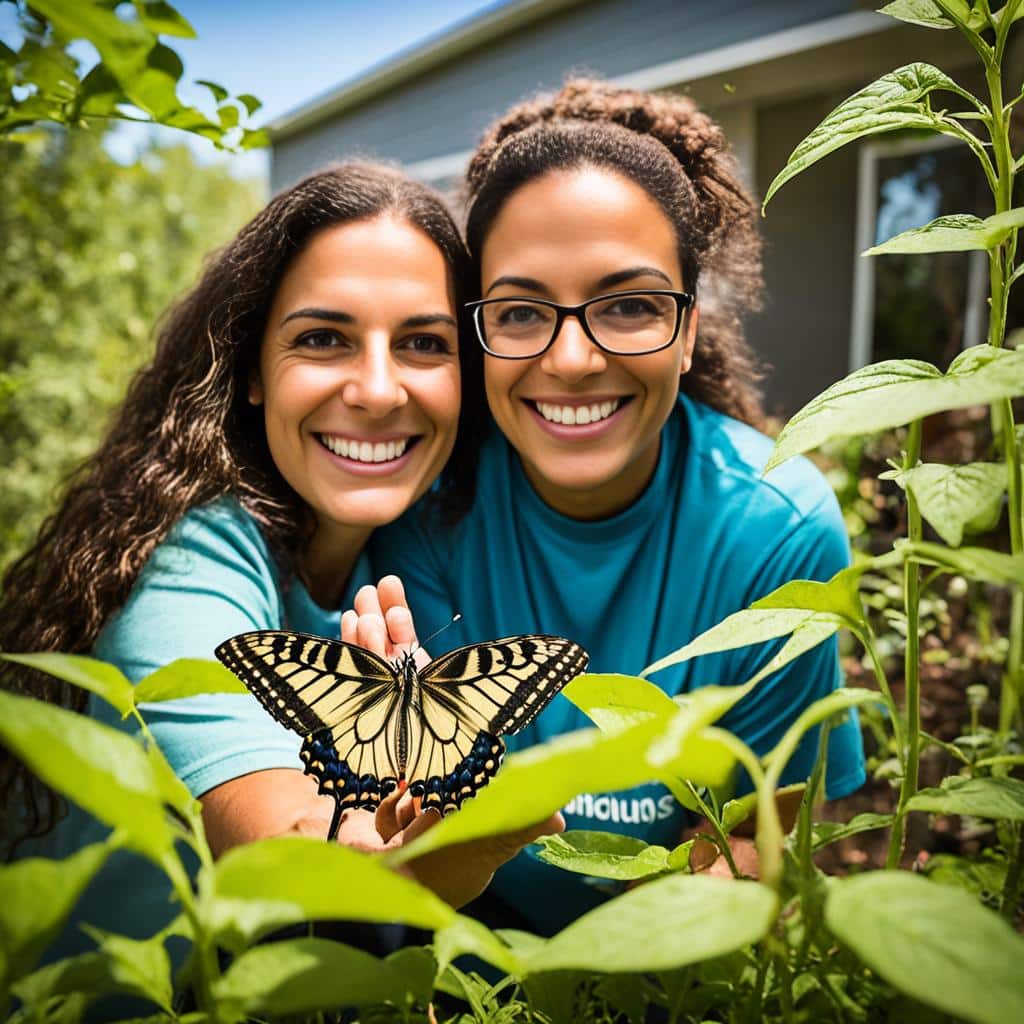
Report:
341,335,408,415
538,314,606,382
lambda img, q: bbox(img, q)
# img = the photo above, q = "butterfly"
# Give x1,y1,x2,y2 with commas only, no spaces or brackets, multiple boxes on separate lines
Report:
214,630,589,840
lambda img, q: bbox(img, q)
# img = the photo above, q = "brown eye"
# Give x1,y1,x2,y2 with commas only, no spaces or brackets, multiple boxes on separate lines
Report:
401,334,452,355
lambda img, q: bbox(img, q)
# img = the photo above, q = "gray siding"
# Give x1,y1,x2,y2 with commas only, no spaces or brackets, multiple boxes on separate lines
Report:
271,0,856,191
754,91,859,414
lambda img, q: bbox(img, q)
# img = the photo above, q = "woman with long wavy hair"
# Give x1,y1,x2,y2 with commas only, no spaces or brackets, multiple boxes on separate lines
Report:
0,162,559,962
360,79,866,933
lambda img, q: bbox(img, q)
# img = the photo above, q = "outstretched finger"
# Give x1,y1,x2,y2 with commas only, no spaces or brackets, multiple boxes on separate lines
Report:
356,612,388,657
377,576,411,619
353,584,385,620
340,609,359,644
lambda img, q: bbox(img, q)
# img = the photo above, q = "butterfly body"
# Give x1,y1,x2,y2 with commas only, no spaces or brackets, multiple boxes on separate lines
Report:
215,630,588,834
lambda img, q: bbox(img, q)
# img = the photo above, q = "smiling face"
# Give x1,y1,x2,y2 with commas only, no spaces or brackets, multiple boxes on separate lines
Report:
253,215,460,568
479,168,700,520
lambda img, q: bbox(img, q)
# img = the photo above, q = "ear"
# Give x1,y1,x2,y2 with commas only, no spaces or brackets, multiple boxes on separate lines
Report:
679,303,700,376
248,369,264,406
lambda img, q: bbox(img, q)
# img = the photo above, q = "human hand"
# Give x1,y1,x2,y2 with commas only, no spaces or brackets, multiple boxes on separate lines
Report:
341,575,431,669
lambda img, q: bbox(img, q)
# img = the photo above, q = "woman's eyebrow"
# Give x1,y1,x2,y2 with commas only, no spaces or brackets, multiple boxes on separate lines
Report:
596,266,673,290
485,275,548,296
279,307,355,327
401,313,458,329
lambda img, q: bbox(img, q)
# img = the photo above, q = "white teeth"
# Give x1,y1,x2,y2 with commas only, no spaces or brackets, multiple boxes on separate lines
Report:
536,399,621,426
320,435,410,463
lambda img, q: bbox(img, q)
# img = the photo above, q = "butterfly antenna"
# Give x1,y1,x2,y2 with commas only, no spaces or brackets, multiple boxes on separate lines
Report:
414,613,462,653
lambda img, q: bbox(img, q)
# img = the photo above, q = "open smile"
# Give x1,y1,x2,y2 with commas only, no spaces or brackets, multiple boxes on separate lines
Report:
523,396,633,438
315,432,423,472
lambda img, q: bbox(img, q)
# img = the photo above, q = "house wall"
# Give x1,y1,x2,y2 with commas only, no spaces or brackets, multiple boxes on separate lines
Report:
270,0,856,192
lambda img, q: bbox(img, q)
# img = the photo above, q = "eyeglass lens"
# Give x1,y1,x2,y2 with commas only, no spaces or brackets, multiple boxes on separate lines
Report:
478,292,679,356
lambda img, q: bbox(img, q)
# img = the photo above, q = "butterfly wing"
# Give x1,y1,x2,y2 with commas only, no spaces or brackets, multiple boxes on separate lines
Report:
404,635,589,814
214,631,402,812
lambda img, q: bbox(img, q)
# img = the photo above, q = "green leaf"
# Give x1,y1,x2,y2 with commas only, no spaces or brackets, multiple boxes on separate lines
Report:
865,210,1024,255
195,78,228,103
239,126,270,149
905,540,1024,586
131,1,196,39
894,462,1006,546
810,812,894,851
767,346,1024,471
79,926,173,1013
0,690,174,861
534,831,671,880
879,0,988,30
752,567,866,625
235,92,262,116
217,103,239,129
825,871,1024,1024
205,836,454,948
563,672,678,731
212,938,425,1017
133,658,247,703
764,64,974,208
907,775,1024,820
527,875,778,973
432,913,525,978
0,841,116,986
390,689,747,865
78,62,126,116
126,42,182,120
1,652,134,716
924,852,1008,902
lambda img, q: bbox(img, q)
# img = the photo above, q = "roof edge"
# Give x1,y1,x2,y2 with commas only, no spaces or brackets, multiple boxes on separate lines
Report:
268,0,587,142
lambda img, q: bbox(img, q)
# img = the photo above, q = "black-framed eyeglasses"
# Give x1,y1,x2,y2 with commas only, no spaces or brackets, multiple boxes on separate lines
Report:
465,289,695,360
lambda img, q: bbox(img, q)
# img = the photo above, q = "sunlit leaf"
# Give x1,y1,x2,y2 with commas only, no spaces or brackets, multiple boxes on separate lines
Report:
133,659,247,704
126,42,183,120
528,875,778,973
235,93,262,116
0,690,173,861
825,872,1024,1024
905,541,1024,586
907,775,1024,820
767,346,1024,471
433,914,524,977
1,652,134,716
563,673,677,731
194,78,228,103
752,567,866,626
892,462,1006,546
810,812,894,851
206,837,454,948
764,64,975,208
132,1,197,39
879,0,987,30
212,938,425,1017
534,831,671,880
0,840,116,985
80,926,173,1013
866,210,1024,256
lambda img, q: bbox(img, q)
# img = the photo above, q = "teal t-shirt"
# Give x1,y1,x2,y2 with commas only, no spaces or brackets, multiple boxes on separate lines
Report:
19,499,371,965
369,393,865,933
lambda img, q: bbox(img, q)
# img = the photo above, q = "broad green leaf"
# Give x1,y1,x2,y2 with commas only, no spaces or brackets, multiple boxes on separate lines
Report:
236,93,262,116
527,875,778,973
907,775,1024,820
433,914,524,977
905,540,1024,586
391,690,747,864
825,872,1024,1024
79,926,173,1013
810,812,894,851
206,837,454,947
239,126,270,149
133,658,247,703
1,653,134,716
126,42,183,120
212,938,422,1017
0,841,115,985
534,831,671,880
563,672,677,731
743,616,843,688
752,568,866,626
522,969,587,1024
764,64,973,208
595,974,649,1024
132,1,196,38
766,346,1024,471
78,62,126,116
0,690,173,861
879,0,987,30
217,103,239,130
923,853,1007,901
894,462,1006,546
866,210,1024,256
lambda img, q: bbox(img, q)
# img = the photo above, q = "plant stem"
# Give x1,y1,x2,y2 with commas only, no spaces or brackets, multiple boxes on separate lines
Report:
683,779,742,878
855,625,905,768
887,419,923,869
1000,822,1023,923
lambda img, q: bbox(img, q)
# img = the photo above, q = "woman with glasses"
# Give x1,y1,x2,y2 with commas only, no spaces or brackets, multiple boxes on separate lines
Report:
359,79,865,933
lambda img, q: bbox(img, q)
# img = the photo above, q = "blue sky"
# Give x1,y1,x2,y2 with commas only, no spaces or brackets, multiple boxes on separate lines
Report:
4,0,501,184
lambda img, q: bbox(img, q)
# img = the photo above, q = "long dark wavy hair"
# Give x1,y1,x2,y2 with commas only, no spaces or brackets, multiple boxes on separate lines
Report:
464,77,765,426
0,161,483,845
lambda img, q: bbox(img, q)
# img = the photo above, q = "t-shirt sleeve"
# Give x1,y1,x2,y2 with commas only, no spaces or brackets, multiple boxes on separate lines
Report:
716,494,866,801
92,505,301,798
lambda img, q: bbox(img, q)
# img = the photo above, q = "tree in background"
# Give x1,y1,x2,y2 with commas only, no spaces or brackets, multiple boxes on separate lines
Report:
0,129,262,568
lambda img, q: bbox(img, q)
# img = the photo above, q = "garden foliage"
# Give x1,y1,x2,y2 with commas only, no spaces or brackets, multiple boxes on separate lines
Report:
3,1,1024,1022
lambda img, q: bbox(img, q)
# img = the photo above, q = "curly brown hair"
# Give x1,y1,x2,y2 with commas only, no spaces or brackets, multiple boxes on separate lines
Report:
0,161,482,846
464,77,765,426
